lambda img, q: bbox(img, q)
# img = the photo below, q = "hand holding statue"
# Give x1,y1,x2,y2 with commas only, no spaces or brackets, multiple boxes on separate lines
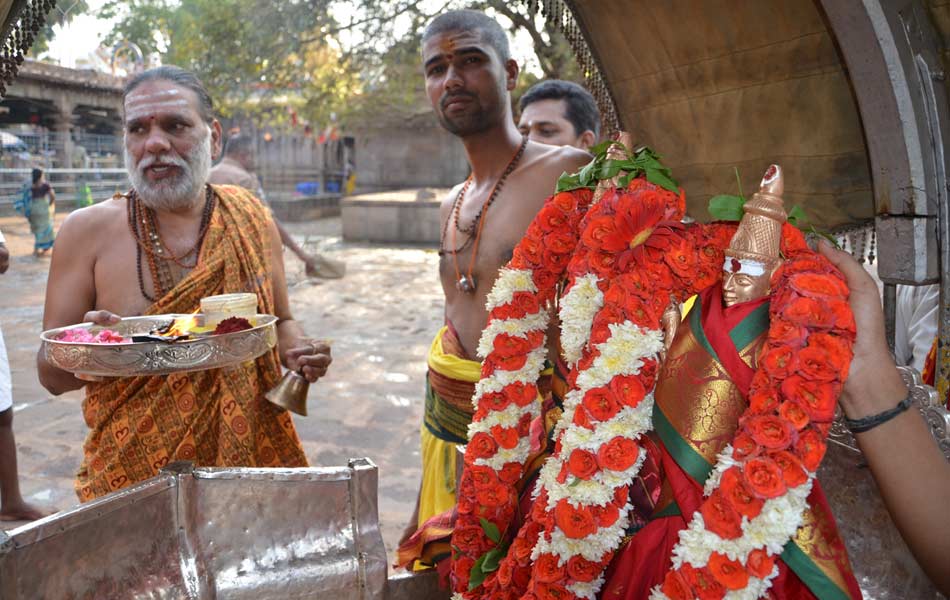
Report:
818,239,950,595
817,240,908,415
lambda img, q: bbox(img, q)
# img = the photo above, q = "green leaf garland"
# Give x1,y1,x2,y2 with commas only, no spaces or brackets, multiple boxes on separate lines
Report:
556,141,678,194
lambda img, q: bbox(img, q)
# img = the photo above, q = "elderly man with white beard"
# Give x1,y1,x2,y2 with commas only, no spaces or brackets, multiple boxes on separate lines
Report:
37,66,332,502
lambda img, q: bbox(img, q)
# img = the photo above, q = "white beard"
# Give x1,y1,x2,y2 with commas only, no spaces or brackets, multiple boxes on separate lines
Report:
126,131,212,211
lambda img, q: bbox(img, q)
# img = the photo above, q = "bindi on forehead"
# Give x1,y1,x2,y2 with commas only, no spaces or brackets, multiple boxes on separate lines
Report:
424,30,486,61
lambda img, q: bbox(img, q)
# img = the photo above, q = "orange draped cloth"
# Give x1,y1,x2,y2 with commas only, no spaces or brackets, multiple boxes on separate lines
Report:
75,185,308,502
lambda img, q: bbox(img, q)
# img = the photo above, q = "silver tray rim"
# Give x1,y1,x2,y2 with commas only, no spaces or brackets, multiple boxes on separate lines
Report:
40,313,277,344
41,313,279,376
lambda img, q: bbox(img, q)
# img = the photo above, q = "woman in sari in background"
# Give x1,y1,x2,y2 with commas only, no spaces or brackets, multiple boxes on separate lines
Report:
28,168,55,256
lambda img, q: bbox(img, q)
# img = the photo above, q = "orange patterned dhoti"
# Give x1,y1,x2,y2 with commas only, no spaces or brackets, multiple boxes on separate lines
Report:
75,185,308,502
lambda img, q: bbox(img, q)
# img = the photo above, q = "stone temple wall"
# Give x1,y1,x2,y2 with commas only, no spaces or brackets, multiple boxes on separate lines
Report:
349,112,469,193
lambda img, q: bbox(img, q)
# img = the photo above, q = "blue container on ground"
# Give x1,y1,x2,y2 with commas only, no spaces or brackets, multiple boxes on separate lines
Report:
296,182,319,195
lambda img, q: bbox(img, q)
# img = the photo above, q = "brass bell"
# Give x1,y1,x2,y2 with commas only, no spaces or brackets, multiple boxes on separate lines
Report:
266,369,310,416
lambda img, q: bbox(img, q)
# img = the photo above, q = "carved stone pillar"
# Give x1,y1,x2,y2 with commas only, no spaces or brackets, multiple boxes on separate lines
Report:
51,98,75,169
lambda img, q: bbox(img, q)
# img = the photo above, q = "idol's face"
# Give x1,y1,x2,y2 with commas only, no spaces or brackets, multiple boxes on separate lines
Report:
123,80,221,211
422,29,515,137
518,98,585,148
722,270,771,307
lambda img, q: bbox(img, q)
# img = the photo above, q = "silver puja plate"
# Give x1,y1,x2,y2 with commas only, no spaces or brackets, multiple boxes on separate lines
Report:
41,314,278,377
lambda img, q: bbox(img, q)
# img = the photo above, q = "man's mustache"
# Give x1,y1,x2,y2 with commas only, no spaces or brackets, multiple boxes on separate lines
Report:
440,91,477,111
137,153,188,173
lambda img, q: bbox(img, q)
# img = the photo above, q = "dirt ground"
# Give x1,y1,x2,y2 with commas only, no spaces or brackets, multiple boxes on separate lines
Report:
0,213,442,566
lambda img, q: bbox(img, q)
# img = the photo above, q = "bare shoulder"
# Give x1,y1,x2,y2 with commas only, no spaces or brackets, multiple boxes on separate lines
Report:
511,143,591,205
58,196,126,243
440,180,467,217
524,141,592,177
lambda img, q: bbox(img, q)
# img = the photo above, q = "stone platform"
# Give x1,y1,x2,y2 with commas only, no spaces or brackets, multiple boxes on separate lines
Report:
268,193,342,222
342,188,446,245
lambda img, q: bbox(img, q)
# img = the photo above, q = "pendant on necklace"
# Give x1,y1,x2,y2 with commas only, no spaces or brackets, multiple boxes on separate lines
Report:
457,275,477,294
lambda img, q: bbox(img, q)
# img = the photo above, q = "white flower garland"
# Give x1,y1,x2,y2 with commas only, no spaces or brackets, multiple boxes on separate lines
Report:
476,312,550,359
454,184,842,600
648,446,817,600
527,279,816,600
528,318,665,596
559,274,604,365
485,268,538,310
568,573,607,600
472,344,549,395
465,268,552,478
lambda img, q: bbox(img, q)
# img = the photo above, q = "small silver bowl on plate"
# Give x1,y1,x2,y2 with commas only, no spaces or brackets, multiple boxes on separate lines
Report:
41,314,278,378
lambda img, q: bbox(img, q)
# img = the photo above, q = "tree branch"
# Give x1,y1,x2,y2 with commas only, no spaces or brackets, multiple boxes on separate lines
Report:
483,0,559,78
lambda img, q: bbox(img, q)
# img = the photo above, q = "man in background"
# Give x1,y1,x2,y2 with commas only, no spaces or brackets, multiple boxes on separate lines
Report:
209,133,344,279
517,79,600,149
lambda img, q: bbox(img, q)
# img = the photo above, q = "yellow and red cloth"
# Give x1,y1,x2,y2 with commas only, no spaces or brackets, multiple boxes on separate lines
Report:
602,287,861,600
75,185,308,502
398,324,555,570
396,325,480,569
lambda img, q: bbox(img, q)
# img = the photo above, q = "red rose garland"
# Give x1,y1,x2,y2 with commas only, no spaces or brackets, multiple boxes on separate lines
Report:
452,187,595,594
516,182,728,600
655,224,855,600
451,170,855,600
453,178,728,600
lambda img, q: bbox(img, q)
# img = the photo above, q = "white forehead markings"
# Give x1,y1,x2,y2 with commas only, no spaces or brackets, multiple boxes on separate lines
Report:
723,257,766,277
125,99,191,121
125,87,190,118
126,88,182,102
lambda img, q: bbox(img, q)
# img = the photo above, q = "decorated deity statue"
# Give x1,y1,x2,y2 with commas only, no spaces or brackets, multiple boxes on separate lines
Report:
636,166,862,599
444,143,863,600
722,165,785,306
661,165,785,352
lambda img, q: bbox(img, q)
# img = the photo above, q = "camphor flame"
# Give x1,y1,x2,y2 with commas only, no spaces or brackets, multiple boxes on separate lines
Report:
163,309,199,338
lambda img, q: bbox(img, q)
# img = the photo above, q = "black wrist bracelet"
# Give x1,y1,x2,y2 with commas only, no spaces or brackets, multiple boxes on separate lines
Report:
844,393,913,433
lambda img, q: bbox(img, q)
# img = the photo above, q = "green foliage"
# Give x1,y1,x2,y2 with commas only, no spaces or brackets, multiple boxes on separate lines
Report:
706,167,841,248
476,0,581,82
806,225,842,249
464,516,511,590
44,0,594,128
708,167,747,221
787,205,808,228
557,141,678,193
708,194,745,221
479,517,501,544
468,545,508,591
337,0,584,125
100,0,356,125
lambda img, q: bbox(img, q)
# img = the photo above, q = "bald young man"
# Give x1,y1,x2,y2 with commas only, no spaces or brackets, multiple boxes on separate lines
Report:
398,10,590,565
